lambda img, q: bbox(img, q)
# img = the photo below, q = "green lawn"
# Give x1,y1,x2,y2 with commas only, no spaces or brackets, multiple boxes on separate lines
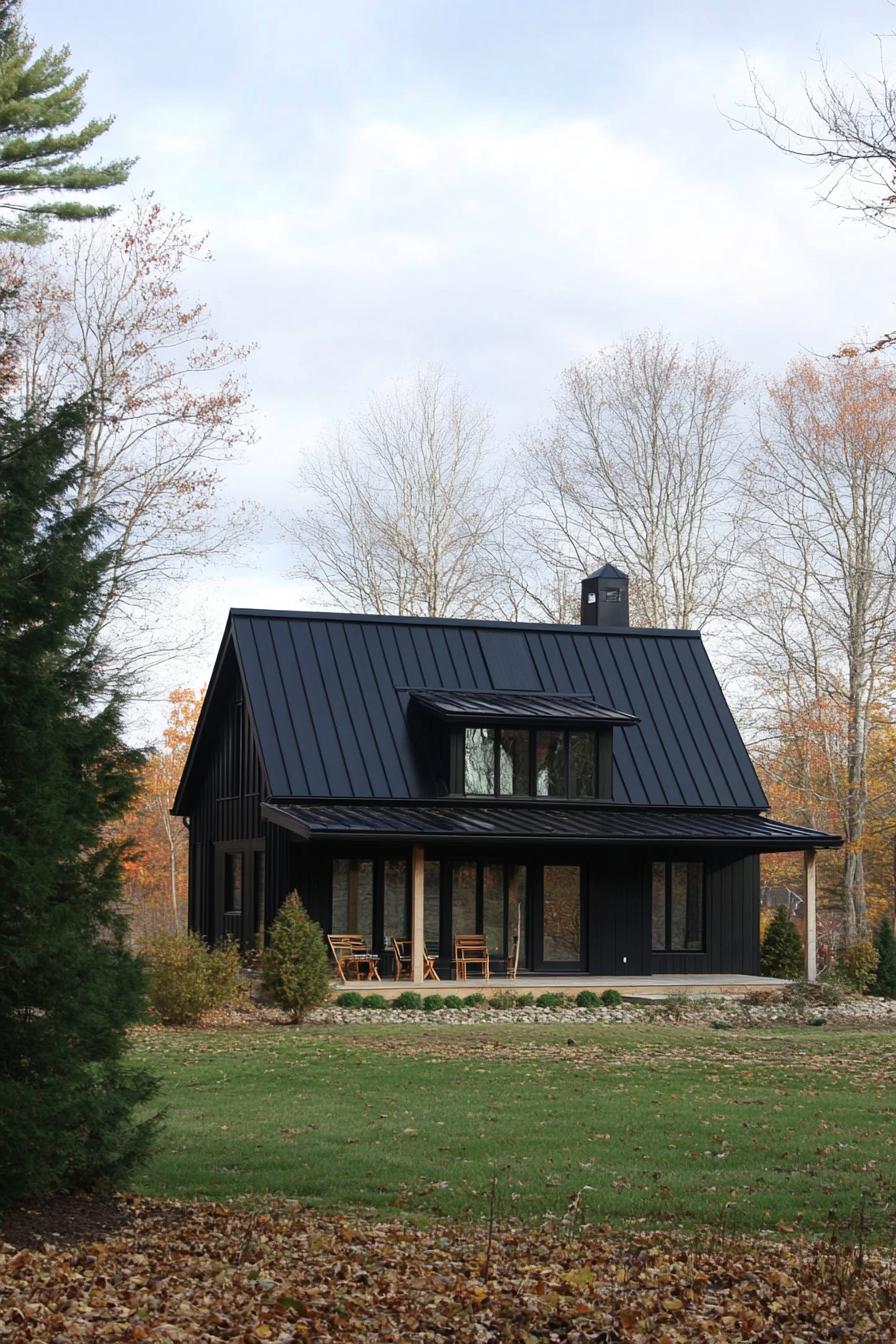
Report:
131,1023,896,1236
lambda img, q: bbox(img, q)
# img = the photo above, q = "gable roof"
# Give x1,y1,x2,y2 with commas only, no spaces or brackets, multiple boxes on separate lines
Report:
174,608,770,811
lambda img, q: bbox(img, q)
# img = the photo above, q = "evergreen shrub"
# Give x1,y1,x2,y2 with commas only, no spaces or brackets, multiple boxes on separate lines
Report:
576,990,601,1007
600,989,623,1007
760,907,805,979
422,994,445,1011
443,995,464,1008
335,991,364,1008
872,917,896,998
261,894,331,1022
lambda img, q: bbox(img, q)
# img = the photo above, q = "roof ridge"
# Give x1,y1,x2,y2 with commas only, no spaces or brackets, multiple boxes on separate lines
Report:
229,608,701,638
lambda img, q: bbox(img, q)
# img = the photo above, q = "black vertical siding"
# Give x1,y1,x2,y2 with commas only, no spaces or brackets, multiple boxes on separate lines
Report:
588,853,651,975
186,652,294,941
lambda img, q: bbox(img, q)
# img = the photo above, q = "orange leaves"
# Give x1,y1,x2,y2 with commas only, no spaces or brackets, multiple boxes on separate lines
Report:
2,1197,894,1341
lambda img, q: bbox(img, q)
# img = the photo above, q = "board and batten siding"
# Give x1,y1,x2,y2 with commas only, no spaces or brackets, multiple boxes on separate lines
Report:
648,852,760,975
187,657,292,942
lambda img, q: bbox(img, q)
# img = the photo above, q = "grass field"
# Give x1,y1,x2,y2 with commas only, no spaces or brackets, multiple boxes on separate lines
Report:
132,1023,896,1237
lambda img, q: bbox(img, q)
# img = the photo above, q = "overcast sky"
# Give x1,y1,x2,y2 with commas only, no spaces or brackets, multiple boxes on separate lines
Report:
28,0,896,733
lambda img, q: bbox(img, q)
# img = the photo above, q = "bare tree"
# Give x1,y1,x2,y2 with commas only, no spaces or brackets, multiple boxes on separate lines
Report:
518,331,745,627
285,369,510,619
739,356,896,939
15,196,255,681
739,41,896,350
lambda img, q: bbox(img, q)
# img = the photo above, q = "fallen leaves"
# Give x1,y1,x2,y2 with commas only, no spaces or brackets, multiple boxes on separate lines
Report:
1,1197,894,1342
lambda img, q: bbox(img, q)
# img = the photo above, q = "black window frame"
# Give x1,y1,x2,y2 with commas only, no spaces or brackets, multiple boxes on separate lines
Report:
651,859,706,953
459,725,606,800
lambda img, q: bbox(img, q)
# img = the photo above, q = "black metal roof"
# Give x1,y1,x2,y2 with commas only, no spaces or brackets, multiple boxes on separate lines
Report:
261,801,842,851
217,609,769,809
408,688,639,726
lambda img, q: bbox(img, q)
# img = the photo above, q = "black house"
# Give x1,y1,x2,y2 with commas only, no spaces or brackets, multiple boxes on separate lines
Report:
172,566,841,981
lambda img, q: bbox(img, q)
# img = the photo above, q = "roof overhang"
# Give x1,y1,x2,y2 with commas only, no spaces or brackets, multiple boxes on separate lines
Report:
408,688,639,728
261,801,842,852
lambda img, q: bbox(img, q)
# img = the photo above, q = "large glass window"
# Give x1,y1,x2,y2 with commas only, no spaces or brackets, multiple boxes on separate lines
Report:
464,727,496,794
482,864,505,953
652,861,704,952
507,864,527,969
542,865,581,963
570,731,596,797
424,860,441,950
535,730,567,796
451,861,477,937
383,860,408,943
332,859,374,945
498,729,530,795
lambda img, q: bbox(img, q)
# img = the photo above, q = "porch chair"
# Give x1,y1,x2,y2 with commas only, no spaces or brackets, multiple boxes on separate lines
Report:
391,937,440,981
452,934,490,981
327,933,381,983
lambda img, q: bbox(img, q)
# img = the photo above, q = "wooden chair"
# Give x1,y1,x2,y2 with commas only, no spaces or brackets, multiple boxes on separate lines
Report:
453,934,490,981
391,937,440,981
327,933,381,983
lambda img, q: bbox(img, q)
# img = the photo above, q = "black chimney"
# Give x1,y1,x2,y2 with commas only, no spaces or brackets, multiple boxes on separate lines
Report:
580,563,629,628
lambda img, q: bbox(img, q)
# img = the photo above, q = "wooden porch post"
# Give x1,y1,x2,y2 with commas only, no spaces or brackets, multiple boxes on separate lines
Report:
804,847,817,983
411,845,425,983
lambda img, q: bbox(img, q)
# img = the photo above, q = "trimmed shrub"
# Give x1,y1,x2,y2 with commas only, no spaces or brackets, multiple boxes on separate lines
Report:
335,991,364,1008
363,994,389,1010
835,940,879,995
465,992,487,1007
394,991,423,1010
443,994,464,1008
872,917,896,998
576,990,601,1008
760,906,805,979
514,992,535,1007
261,893,331,1023
536,992,568,1009
422,994,445,1012
600,989,623,1007
143,929,245,1026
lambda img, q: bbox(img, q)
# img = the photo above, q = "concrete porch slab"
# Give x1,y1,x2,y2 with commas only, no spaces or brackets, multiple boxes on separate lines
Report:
329,974,788,1001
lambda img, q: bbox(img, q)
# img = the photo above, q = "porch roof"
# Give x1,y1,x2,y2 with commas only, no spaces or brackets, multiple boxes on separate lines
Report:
261,801,842,852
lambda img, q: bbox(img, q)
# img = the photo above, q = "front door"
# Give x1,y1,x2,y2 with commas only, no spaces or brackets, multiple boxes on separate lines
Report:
535,864,584,971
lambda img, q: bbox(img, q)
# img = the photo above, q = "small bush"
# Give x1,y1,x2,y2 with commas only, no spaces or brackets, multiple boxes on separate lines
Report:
535,992,568,1009
872,917,896,998
143,929,245,1026
711,1019,734,1030
488,991,517,1009
394,991,423,1010
465,992,487,1007
576,989,601,1008
422,994,445,1012
443,994,464,1008
760,907,805,979
207,938,247,1011
600,989,623,1007
335,991,364,1008
363,994,389,1010
835,940,879,995
514,991,535,1007
261,893,331,1023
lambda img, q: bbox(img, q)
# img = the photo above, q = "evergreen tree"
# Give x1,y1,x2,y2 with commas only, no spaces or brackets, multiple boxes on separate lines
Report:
0,1,132,243
262,894,331,1024
0,399,157,1211
760,905,805,979
871,916,896,999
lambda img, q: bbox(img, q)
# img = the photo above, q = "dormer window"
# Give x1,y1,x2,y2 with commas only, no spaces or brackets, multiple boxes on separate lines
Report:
464,725,599,798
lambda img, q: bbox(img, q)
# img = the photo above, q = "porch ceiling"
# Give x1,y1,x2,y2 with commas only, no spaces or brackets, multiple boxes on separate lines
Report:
261,801,842,851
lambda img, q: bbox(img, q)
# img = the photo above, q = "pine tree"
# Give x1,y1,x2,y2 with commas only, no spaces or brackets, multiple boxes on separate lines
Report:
760,905,805,979
0,399,157,1211
262,894,331,1024
0,1,132,243
871,916,896,999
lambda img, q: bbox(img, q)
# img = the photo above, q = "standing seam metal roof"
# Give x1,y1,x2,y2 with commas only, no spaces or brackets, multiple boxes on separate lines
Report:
228,610,769,809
